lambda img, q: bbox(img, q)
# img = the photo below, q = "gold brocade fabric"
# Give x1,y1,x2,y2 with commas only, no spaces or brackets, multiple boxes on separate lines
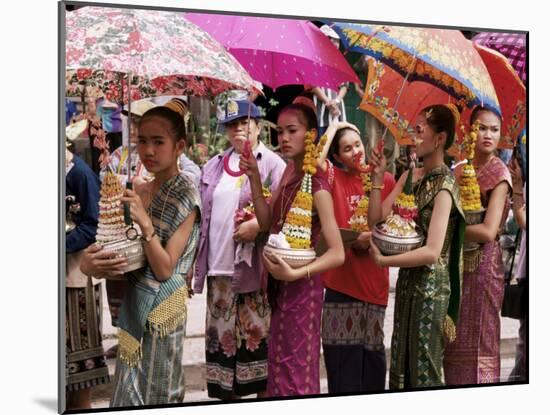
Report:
464,249,482,273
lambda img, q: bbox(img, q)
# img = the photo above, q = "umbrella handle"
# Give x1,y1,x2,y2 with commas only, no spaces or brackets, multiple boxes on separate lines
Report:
127,71,133,185
222,92,255,177
380,55,417,142
124,181,133,226
223,141,251,177
123,182,140,240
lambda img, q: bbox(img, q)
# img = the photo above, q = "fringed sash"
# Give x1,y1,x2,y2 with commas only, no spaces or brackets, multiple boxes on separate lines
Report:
117,175,200,367
118,286,189,367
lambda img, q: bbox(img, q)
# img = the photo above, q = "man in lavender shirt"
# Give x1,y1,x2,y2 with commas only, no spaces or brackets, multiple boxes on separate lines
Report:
193,100,286,400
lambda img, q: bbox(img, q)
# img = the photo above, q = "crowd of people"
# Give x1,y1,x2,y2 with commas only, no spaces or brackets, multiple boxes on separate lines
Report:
65,84,527,410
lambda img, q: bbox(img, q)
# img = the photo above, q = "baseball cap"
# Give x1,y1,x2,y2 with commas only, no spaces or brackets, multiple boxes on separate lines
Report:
218,99,261,125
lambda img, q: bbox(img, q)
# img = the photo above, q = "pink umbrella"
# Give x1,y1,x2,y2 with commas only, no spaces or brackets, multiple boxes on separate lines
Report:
185,13,360,91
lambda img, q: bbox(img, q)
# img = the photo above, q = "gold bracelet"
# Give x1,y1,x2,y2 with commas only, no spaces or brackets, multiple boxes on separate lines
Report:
513,191,524,196
371,184,384,190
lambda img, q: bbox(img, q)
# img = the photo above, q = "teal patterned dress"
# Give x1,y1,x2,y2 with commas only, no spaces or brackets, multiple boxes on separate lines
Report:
110,174,201,407
389,166,465,389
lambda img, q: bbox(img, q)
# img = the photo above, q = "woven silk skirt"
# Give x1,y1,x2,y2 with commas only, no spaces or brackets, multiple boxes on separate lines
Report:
321,288,387,393
66,284,110,392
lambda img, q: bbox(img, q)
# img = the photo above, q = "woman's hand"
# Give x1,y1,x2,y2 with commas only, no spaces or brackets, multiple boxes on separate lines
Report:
131,175,148,188
327,101,341,118
262,251,299,282
233,219,260,243
323,121,360,143
330,121,360,134
509,158,523,193
238,149,260,180
368,140,387,182
79,243,128,278
121,188,152,232
185,266,194,298
351,231,371,252
369,238,387,267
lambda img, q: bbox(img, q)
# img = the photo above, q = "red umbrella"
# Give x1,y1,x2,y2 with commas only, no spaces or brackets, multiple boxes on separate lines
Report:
359,56,472,146
472,43,526,149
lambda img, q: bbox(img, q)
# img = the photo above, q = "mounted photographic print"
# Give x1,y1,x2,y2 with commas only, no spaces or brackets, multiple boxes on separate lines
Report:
60,1,528,413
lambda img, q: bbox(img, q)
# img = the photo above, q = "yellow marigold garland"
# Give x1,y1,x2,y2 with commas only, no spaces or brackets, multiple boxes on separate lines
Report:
281,132,328,249
459,121,483,212
349,171,372,232
395,193,416,210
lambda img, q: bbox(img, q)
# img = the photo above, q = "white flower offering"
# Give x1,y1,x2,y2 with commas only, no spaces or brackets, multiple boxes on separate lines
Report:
267,231,291,249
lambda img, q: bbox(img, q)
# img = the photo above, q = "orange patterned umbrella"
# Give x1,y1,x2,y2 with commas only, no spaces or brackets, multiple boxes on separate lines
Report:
359,57,472,146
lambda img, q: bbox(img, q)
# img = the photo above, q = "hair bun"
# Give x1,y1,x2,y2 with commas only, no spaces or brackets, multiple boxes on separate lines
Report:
164,98,188,119
292,96,316,114
445,103,461,126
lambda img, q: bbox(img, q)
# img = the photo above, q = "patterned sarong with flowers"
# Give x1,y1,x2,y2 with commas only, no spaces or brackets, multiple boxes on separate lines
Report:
205,276,270,399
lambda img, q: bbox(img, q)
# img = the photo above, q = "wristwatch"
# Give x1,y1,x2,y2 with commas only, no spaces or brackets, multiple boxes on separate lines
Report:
141,231,155,243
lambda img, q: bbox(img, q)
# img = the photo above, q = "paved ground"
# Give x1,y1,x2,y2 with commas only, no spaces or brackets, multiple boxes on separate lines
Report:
91,268,521,407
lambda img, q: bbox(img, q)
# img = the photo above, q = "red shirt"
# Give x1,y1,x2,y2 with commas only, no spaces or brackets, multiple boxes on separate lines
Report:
322,163,395,305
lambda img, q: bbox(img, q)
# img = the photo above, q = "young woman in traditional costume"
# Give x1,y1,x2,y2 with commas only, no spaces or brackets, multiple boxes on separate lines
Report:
239,103,345,396
444,107,512,384
80,103,201,406
368,104,465,389
316,122,395,392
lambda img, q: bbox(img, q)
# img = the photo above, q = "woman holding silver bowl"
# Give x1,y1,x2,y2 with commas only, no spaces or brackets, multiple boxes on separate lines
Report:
368,104,465,390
